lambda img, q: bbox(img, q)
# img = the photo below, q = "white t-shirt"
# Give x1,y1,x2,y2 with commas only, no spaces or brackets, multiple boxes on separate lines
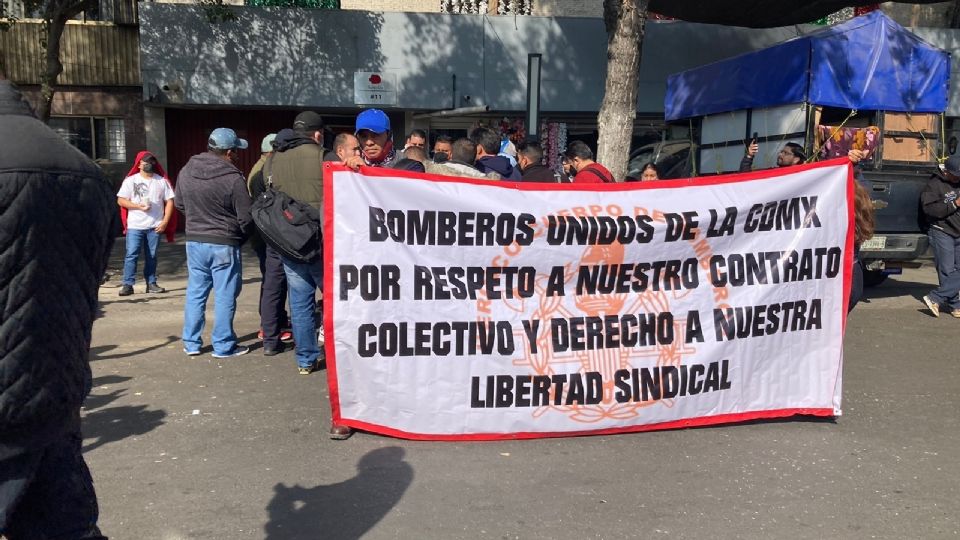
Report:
117,173,175,230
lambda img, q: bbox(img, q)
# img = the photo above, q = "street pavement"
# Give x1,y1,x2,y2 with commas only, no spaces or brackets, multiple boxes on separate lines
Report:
86,238,960,539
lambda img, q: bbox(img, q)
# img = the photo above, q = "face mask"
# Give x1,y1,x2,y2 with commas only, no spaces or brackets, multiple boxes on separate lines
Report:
142,162,155,173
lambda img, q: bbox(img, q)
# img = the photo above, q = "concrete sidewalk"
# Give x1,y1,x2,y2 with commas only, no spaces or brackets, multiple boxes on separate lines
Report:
85,237,960,539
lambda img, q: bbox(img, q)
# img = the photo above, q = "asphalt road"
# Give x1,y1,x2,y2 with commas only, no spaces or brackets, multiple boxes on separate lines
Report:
85,240,960,539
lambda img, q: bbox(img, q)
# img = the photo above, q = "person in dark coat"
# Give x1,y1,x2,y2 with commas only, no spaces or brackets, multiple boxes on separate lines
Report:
0,78,113,538
919,155,960,317
471,126,521,180
517,141,559,183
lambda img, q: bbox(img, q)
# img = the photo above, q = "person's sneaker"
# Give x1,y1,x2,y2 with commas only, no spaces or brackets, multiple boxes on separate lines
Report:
263,343,284,356
922,295,941,318
145,283,166,293
259,329,294,342
951,309,960,319
183,348,201,357
212,346,250,358
329,424,353,440
298,364,314,375
118,285,134,296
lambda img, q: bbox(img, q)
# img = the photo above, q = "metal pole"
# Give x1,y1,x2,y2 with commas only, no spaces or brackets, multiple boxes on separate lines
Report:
525,53,542,143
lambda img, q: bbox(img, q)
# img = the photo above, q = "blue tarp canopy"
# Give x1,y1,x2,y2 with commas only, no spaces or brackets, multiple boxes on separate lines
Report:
664,11,950,121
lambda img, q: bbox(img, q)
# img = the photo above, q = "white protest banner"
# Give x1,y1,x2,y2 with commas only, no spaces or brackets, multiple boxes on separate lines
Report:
323,160,855,440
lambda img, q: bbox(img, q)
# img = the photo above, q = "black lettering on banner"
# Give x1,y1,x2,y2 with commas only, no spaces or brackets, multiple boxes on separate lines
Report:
359,320,516,357
365,209,538,246
339,264,401,301
521,319,541,354
438,211,457,245
575,259,699,295
496,376,513,407
684,310,704,343
544,215,656,246
663,211,698,242
713,298,823,342
708,247,843,288
470,362,734,408
515,375,532,407
457,211,475,245
551,314,674,352
409,210,436,244
706,207,737,238
743,197,822,234
546,266,566,297
614,369,631,403
368,206,388,241
413,266,539,301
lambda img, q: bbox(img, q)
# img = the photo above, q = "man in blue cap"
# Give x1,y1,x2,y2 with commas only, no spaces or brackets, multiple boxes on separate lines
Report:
175,127,253,358
355,108,401,168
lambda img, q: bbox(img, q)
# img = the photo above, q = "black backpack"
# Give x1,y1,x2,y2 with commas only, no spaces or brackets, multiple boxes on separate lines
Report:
251,156,322,264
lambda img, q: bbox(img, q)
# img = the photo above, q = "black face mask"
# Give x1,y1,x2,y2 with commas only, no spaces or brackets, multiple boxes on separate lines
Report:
433,152,449,163
142,162,155,173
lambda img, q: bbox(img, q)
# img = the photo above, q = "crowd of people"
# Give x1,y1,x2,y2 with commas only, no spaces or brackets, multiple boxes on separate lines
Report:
115,107,669,441
5,64,960,533
110,107,896,440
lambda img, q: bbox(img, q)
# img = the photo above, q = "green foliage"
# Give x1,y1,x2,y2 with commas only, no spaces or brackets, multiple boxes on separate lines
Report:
246,0,340,8
199,0,238,23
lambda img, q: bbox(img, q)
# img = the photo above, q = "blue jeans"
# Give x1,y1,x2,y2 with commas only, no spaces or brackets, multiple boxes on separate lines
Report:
928,228,960,309
122,228,160,286
282,257,323,369
182,242,242,355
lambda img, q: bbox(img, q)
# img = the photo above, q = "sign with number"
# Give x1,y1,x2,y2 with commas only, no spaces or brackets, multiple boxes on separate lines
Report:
354,72,398,106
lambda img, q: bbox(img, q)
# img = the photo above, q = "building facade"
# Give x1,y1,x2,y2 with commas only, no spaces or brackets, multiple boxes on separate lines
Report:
1,0,144,186
4,0,960,186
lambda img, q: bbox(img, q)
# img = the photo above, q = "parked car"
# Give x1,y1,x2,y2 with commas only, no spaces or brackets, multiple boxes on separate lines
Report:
625,140,694,181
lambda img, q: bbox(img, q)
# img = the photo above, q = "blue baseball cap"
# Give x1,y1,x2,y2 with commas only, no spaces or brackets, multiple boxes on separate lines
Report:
208,128,248,151
355,109,390,135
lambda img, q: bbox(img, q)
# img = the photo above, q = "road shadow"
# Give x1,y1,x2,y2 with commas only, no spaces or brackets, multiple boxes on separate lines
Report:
83,375,134,411
82,404,167,453
263,447,413,540
862,279,932,302
88,335,179,361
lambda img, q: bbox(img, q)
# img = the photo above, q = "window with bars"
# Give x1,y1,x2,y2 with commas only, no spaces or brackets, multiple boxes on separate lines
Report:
440,0,532,15
50,116,126,162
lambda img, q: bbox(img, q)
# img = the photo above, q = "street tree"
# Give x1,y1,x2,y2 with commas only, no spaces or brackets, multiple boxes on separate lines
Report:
595,0,948,181
1,0,97,123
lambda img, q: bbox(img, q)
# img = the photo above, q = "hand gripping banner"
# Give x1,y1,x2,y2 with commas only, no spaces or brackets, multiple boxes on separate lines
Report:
323,160,854,441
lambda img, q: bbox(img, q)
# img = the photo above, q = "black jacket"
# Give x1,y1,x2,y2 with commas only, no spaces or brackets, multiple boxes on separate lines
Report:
477,155,521,180
175,152,253,245
520,163,558,183
920,172,960,238
0,81,115,457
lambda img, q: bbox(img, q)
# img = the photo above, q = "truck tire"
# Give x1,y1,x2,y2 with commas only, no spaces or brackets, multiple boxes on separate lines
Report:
862,268,888,287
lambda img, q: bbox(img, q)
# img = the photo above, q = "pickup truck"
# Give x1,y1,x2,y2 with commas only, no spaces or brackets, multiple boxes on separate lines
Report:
662,11,949,286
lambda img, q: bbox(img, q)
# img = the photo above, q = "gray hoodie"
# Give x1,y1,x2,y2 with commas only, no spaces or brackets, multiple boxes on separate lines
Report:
175,152,252,246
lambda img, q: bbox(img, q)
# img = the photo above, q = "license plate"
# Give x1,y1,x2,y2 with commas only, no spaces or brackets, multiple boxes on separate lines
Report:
860,236,886,250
